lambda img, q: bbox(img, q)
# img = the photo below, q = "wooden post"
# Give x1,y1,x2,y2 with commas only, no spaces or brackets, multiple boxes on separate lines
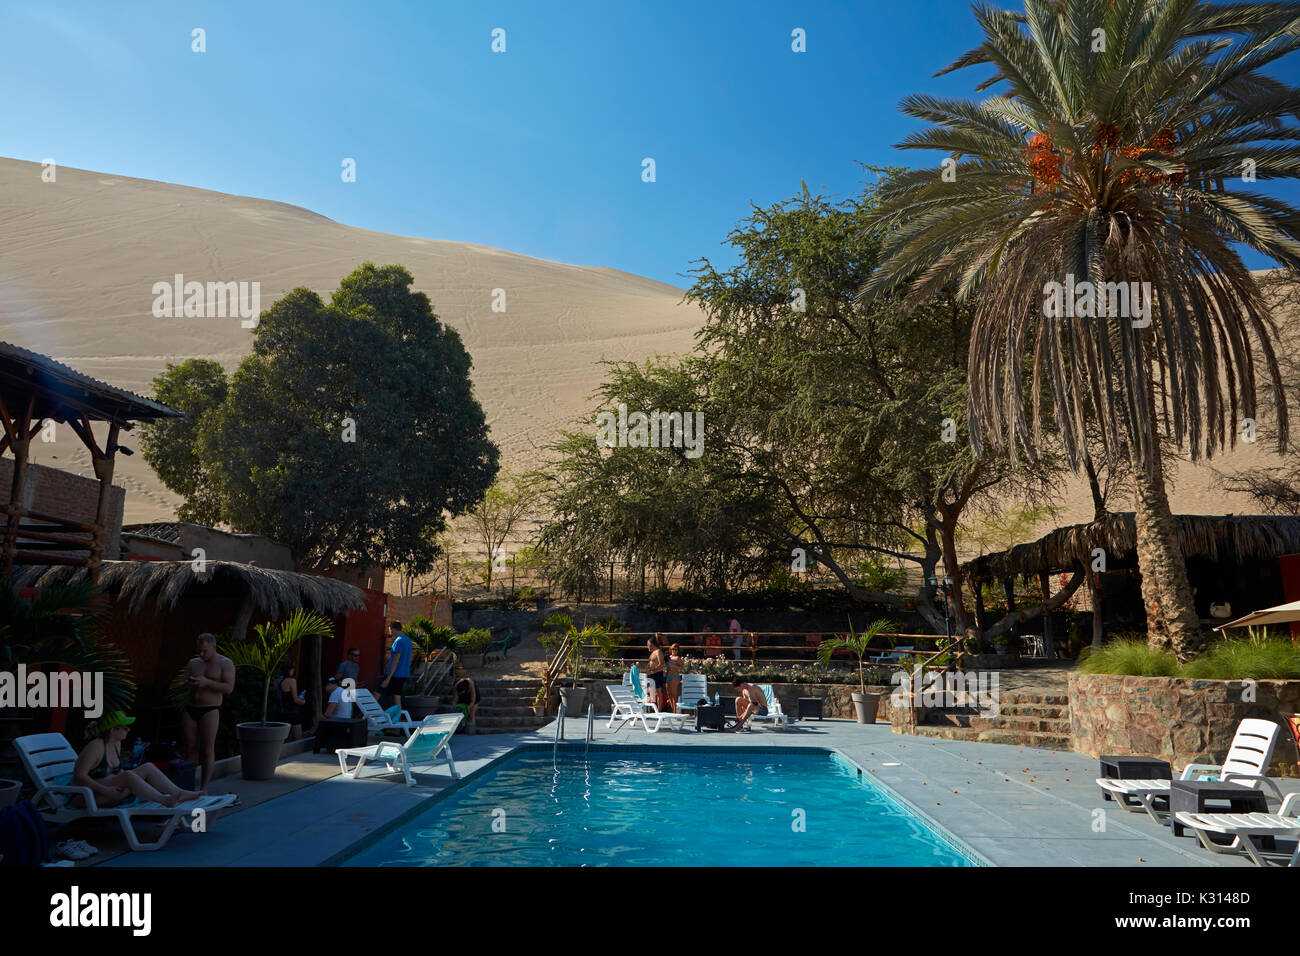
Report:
87,423,120,584
1038,570,1057,660
1089,568,1104,648
0,394,34,581
972,579,987,633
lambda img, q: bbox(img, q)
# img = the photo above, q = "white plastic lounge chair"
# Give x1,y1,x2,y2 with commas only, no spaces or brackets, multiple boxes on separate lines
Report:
15,733,237,852
336,713,463,786
606,686,691,734
353,688,420,737
747,684,791,729
1173,793,1300,867
1096,719,1284,821
869,645,914,665
676,674,709,715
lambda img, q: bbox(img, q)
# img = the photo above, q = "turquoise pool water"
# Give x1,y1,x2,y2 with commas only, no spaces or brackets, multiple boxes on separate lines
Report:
340,747,977,867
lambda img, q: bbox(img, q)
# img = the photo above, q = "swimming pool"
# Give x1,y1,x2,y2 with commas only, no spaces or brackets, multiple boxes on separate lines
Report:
337,746,980,867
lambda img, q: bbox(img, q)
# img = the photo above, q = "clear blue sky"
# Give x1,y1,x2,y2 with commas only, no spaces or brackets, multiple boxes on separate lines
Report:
3,0,1297,287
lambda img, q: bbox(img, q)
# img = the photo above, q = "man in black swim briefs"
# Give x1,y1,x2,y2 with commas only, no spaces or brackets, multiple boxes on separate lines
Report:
183,633,235,790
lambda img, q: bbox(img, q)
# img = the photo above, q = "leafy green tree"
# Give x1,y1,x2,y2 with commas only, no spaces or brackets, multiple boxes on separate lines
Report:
539,183,1078,648
860,0,1300,658
142,264,499,570
137,358,228,525
466,471,543,589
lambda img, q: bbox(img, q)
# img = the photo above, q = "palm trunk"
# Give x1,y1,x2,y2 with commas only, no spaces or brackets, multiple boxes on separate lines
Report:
1131,451,1203,660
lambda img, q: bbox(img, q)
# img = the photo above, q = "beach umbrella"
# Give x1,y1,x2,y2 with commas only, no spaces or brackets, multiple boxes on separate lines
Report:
1216,600,1300,631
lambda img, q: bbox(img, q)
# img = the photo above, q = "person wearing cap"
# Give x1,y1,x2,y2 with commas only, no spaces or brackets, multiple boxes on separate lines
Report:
322,675,355,720
73,711,204,809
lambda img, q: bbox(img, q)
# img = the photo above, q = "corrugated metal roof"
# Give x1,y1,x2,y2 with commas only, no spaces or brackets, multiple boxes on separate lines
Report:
0,339,181,422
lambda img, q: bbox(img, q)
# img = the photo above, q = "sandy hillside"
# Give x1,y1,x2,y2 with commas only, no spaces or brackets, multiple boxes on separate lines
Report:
0,156,1292,546
0,158,703,522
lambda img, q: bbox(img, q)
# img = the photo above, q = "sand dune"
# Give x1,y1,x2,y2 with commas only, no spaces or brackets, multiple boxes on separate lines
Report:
0,156,1291,546
0,158,703,522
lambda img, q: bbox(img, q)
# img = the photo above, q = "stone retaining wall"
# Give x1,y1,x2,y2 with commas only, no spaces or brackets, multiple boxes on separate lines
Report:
1069,673,1300,776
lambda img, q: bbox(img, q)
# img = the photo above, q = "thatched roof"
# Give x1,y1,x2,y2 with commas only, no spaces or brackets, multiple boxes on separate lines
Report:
963,513,1300,582
12,560,367,616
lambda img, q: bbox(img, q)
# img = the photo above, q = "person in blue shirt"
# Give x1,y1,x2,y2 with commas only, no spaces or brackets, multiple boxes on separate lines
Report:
380,621,413,706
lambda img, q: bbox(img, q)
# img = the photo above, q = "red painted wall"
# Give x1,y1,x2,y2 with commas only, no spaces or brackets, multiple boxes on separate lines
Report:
328,586,388,688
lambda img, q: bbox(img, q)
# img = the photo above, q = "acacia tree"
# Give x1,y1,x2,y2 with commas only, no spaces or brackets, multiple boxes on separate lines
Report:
860,0,1300,658
540,184,1082,647
467,471,544,589
142,263,499,570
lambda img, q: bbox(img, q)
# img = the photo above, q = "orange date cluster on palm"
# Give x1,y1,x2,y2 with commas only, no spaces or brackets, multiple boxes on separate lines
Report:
1025,125,1186,190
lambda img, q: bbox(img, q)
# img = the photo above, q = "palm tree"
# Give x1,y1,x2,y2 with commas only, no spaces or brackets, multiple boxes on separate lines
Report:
0,582,135,716
818,619,898,694
860,0,1300,659
222,609,334,725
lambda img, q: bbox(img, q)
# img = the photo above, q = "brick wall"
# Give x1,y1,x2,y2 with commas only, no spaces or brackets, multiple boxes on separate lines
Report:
0,456,124,558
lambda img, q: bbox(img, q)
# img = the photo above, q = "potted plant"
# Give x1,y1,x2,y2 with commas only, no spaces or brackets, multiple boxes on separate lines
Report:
224,609,333,780
405,618,457,718
540,619,605,715
818,618,897,724
532,686,547,718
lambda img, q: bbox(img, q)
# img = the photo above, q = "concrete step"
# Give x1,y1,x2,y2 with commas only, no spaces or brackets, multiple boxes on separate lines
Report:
909,723,1074,750
998,703,1069,719
1003,693,1068,706
968,715,1069,734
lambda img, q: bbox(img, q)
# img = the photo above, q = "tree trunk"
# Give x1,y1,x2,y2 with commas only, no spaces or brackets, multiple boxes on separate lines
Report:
1037,571,1057,660
1088,569,1104,649
1131,454,1203,659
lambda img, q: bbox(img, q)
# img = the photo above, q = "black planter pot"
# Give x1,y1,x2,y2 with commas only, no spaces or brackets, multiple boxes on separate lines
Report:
405,696,442,720
235,722,290,780
0,778,21,810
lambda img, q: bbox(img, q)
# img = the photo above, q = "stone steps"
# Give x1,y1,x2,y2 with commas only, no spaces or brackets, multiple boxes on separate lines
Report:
909,689,1073,751
910,724,1073,750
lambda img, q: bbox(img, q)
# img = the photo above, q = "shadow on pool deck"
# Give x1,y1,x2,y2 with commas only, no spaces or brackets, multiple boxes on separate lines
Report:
86,718,1298,867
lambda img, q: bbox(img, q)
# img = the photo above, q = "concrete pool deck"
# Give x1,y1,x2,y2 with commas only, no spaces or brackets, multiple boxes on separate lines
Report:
90,718,1299,867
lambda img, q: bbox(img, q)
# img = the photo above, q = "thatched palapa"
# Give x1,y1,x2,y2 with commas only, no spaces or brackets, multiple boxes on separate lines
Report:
13,559,366,617
963,514,1300,583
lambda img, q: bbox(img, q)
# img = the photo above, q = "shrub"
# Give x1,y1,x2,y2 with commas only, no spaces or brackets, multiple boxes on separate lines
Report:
454,628,494,656
1180,634,1300,680
1077,638,1179,676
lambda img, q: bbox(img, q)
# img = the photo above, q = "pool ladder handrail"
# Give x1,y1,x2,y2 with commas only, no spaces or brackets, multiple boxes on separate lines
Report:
584,703,594,758
553,699,566,767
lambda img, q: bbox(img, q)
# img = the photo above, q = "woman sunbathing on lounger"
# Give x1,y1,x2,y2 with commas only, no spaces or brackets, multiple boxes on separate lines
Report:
73,711,204,808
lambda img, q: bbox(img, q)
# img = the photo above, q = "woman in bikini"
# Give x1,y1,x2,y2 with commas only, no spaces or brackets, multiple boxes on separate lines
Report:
73,711,204,808
646,636,668,711
665,642,685,712
275,661,306,740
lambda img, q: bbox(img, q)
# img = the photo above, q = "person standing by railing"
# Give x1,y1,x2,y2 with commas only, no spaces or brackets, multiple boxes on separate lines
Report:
646,636,668,711
665,643,684,712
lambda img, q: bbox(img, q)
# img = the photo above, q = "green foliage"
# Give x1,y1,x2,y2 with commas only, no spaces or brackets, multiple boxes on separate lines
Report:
221,610,334,725
1082,631,1300,680
1180,634,1300,681
452,628,494,656
852,556,907,594
1077,638,1180,677
141,263,499,569
818,618,898,693
0,583,135,716
137,358,229,525
406,616,456,662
